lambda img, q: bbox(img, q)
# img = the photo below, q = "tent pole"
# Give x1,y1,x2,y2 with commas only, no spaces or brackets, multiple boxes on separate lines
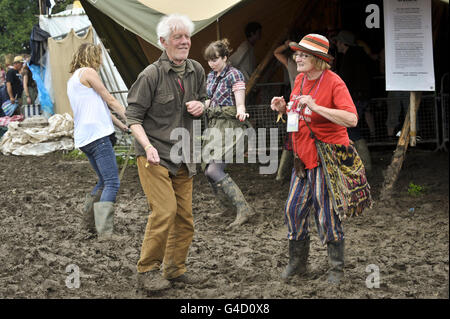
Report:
380,91,422,200
94,28,127,106
216,18,221,40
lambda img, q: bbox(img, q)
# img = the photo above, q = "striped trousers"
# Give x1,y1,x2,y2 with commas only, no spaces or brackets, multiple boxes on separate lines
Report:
284,165,344,244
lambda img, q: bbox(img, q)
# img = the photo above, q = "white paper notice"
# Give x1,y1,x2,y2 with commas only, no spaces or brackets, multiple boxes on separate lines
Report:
383,0,435,91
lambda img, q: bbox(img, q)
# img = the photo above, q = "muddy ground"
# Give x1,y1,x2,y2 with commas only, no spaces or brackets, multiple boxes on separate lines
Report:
0,146,448,300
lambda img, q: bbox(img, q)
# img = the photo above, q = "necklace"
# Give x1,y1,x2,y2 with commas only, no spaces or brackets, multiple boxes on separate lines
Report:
300,71,324,96
289,71,325,114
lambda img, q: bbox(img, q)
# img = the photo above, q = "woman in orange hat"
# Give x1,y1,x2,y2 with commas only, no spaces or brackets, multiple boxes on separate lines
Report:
271,34,372,284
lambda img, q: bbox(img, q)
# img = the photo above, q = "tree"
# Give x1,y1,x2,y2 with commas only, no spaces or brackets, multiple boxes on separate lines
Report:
0,0,72,56
0,0,39,55
50,0,73,14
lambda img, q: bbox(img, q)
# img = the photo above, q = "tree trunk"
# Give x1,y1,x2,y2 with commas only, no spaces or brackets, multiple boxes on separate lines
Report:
380,91,422,201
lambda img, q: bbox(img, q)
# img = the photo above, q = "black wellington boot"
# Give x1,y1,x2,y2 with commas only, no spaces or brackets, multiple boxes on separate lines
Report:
281,237,310,282
327,239,345,284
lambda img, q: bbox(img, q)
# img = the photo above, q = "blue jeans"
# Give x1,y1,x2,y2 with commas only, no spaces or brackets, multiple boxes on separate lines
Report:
80,135,120,202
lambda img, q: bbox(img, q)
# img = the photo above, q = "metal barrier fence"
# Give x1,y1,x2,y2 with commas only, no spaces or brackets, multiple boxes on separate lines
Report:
436,73,449,151
113,77,449,154
440,93,449,151
249,82,449,149
364,94,439,146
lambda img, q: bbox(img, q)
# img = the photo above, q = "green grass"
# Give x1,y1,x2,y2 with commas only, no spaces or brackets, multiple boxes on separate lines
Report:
61,149,137,167
62,149,87,160
116,154,137,167
407,182,426,197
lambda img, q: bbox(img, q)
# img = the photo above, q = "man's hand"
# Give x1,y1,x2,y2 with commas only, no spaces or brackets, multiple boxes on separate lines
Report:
186,101,204,117
145,146,160,166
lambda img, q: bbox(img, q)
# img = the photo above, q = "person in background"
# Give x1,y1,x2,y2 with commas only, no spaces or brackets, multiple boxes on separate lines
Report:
67,43,128,240
5,56,25,113
126,14,207,292
274,39,299,91
0,61,7,111
202,38,254,229
273,37,300,182
229,21,262,82
21,57,38,106
0,62,6,87
270,34,372,284
333,30,373,174
378,48,412,140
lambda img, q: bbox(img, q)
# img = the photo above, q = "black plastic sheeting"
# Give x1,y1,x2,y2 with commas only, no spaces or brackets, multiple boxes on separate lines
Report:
29,24,51,66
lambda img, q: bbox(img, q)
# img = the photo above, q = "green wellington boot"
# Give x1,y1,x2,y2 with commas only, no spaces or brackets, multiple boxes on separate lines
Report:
82,190,102,233
354,139,372,175
208,178,235,217
94,201,115,239
215,174,254,229
275,149,294,181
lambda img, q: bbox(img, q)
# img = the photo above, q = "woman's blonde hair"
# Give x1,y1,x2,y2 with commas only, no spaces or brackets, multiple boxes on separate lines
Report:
4,53,14,66
311,55,331,71
69,43,102,73
203,39,233,61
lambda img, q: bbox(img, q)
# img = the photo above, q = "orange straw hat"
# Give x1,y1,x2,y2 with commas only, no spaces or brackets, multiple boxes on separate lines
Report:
289,33,334,63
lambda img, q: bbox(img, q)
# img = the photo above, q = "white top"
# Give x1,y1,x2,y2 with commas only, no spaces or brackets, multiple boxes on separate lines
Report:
67,68,114,148
229,40,255,82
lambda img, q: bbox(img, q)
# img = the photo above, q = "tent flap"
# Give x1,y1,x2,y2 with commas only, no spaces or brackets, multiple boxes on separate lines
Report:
81,0,244,49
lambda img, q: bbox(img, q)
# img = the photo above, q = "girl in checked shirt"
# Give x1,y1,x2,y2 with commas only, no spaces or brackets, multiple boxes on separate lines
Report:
202,39,255,230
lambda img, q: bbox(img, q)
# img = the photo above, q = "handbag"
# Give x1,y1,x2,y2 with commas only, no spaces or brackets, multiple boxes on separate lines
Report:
301,107,373,219
293,153,306,178
1,100,18,117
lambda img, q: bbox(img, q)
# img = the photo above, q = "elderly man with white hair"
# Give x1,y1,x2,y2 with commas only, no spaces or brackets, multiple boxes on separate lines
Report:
126,13,207,292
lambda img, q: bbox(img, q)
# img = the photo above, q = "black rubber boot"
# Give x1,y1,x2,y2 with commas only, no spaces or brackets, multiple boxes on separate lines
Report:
281,238,310,281
327,239,345,284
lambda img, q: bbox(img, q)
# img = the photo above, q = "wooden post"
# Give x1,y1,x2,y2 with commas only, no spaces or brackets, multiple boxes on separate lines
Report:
119,139,134,181
409,91,419,146
380,91,422,200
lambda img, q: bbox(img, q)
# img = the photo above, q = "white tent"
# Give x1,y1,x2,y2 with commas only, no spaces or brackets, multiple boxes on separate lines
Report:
39,2,128,110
